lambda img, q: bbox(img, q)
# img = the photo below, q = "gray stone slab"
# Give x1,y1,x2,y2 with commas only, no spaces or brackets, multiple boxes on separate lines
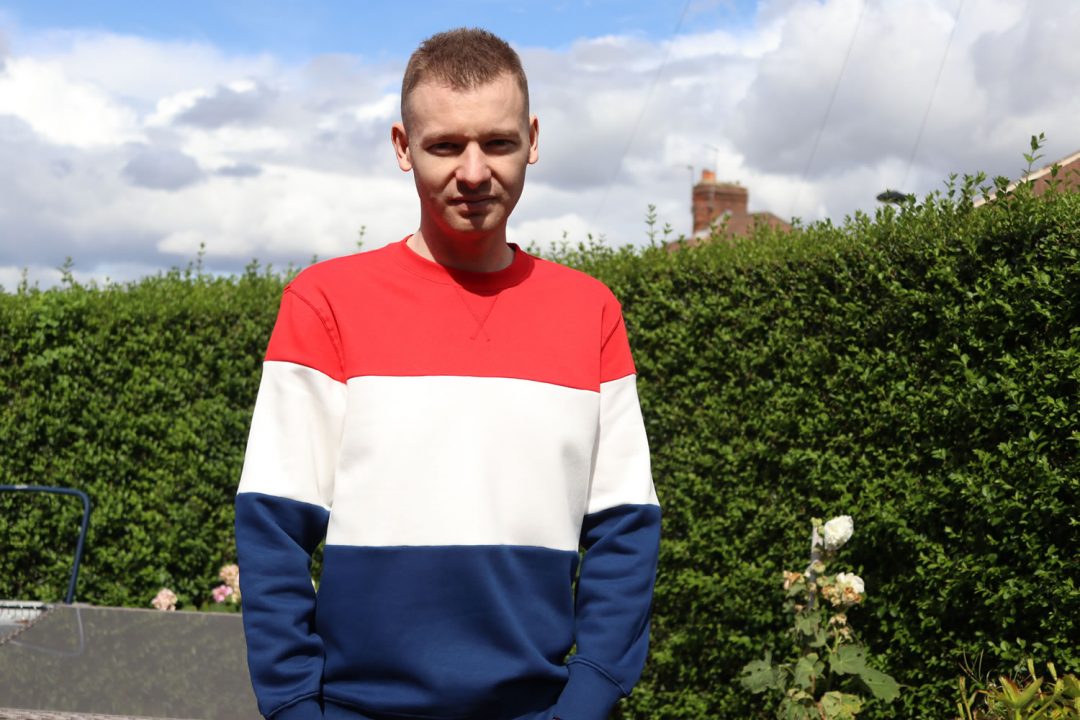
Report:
0,605,260,720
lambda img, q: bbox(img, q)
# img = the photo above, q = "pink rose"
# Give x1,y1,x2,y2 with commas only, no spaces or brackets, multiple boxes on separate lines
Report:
218,564,240,594
212,584,234,603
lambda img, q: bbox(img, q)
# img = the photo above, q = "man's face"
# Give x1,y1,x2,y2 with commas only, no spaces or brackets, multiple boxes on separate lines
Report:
392,73,539,244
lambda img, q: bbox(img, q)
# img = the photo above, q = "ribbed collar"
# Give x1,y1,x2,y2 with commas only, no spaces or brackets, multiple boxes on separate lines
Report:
392,236,534,291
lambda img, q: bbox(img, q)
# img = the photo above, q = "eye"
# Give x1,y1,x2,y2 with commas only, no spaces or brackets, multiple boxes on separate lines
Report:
427,142,460,155
486,138,517,153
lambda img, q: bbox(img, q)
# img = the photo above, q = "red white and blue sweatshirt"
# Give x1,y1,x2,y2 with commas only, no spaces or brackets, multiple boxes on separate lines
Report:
235,238,661,720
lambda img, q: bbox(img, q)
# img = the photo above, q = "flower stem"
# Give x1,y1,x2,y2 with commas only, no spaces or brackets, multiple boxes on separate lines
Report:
806,526,823,611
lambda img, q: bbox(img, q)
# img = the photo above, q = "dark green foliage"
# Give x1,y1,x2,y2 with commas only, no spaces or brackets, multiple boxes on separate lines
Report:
597,180,1079,719
0,262,286,608
2,178,1078,718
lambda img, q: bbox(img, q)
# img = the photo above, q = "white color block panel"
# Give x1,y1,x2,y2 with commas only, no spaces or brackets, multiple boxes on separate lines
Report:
328,375,600,552
587,374,658,515
238,360,346,509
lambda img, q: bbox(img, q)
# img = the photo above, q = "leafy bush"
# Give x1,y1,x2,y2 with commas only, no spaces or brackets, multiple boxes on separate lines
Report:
0,262,285,608
739,515,899,720
956,659,1080,719
603,176,1079,719
1,174,1077,719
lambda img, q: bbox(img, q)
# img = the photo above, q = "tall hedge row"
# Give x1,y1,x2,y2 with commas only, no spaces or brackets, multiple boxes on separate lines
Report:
0,264,284,606
2,180,1078,719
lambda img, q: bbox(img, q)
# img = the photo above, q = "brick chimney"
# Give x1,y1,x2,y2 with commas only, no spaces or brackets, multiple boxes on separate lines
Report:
692,169,749,235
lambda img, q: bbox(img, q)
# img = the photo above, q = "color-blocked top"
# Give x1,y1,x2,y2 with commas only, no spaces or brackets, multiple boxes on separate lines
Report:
235,238,660,720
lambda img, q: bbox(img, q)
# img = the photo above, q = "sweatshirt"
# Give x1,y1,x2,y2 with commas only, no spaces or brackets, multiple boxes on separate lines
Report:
235,238,661,720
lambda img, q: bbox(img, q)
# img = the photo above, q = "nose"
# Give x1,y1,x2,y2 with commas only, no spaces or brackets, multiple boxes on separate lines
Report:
456,144,492,188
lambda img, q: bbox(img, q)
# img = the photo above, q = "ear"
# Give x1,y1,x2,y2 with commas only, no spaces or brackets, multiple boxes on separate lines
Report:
391,122,412,172
527,114,539,165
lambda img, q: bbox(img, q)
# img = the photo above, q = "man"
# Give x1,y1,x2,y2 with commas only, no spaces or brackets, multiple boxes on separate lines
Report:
235,28,660,720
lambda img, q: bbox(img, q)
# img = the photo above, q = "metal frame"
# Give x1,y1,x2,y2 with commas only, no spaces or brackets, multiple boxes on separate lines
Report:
0,485,92,604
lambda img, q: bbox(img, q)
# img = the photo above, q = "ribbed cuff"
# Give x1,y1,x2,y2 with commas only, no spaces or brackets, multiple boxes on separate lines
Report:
553,660,626,720
271,696,323,720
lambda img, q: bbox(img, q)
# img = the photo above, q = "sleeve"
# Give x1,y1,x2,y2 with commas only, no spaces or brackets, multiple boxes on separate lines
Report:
554,300,662,720
235,285,347,720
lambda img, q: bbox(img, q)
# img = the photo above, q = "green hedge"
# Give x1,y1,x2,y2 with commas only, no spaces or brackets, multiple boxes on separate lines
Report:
601,179,1080,718
2,179,1077,719
0,263,284,607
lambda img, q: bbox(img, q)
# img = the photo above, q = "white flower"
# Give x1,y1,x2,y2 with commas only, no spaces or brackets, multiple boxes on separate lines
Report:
151,588,177,611
835,572,865,604
821,572,865,607
821,515,854,551
218,563,240,592
835,572,864,594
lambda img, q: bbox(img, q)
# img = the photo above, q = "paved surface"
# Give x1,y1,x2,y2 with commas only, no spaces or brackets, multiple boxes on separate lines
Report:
0,604,259,720
0,710,197,719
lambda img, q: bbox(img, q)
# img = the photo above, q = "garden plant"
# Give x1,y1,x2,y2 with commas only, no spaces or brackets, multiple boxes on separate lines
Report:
740,515,899,719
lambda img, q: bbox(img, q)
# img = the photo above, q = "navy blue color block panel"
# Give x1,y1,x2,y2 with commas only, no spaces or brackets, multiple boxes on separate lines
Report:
317,544,579,719
568,504,661,702
273,697,323,720
236,492,330,719
552,662,625,720
323,701,556,720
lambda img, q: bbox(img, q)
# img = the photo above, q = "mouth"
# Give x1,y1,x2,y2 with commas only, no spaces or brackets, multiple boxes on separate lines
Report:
451,196,495,205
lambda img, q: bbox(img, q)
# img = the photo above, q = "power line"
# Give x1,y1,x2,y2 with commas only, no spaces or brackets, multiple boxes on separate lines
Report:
591,0,692,230
900,0,965,192
791,0,868,219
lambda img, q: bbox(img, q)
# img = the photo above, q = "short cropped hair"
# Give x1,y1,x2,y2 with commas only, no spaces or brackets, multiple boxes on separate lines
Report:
401,28,529,129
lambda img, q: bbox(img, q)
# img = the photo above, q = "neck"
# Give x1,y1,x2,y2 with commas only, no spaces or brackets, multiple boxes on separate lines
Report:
407,225,514,273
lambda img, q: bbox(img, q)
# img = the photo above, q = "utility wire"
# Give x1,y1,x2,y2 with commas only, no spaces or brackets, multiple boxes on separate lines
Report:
791,0,867,219
592,0,692,230
900,0,965,192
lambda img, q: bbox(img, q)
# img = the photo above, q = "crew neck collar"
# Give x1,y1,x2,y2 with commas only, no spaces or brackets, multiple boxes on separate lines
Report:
393,236,533,290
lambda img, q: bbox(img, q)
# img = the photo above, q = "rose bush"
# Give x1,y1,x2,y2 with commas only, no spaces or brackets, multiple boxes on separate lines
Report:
740,516,898,720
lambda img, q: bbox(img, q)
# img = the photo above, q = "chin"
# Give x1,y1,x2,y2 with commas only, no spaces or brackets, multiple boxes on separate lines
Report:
444,216,504,238
448,227,498,243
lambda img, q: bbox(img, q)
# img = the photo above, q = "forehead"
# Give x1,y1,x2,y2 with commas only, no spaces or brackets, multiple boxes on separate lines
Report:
406,74,528,137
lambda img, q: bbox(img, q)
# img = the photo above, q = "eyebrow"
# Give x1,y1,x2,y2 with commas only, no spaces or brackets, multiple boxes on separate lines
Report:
422,128,522,143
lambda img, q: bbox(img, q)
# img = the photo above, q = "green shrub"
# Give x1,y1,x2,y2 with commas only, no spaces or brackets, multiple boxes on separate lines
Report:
0,262,285,608
603,178,1079,719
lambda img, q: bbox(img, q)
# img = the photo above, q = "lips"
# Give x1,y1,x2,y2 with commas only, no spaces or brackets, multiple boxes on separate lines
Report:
451,196,495,205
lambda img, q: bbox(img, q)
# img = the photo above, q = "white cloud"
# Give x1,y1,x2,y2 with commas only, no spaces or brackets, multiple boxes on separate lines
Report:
0,57,143,147
0,265,32,292
22,31,280,103
508,212,596,252
348,93,400,124
147,164,415,260
146,88,211,127
726,0,1080,213
1,1,1078,288
181,125,294,166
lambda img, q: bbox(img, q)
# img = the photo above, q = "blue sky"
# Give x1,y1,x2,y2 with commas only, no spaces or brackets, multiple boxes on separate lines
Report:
1,0,1077,288
1,0,758,60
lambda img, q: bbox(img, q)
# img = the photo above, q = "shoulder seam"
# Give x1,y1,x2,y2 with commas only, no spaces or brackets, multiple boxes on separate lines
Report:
600,306,624,350
284,286,346,378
